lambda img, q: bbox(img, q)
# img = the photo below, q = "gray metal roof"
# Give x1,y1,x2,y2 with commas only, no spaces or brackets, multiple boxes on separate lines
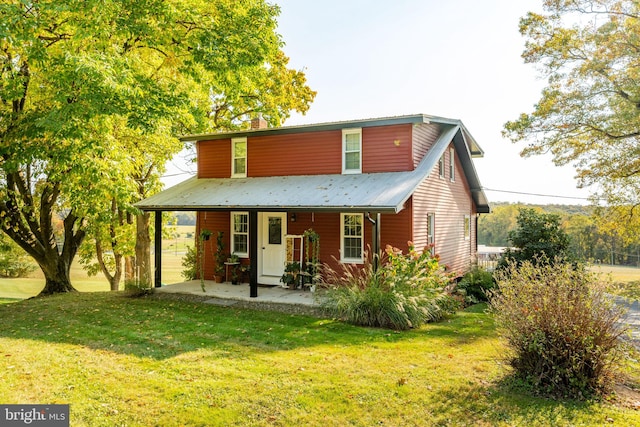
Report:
180,113,484,157
136,124,490,213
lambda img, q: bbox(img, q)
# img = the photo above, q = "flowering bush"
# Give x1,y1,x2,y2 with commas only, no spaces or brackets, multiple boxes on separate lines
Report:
321,243,458,330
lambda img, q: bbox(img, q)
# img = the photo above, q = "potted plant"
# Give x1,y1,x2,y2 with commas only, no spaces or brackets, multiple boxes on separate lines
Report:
280,261,301,289
214,231,226,283
228,253,240,284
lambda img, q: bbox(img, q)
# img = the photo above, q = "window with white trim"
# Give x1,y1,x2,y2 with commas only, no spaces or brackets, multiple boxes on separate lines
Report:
427,213,435,254
342,128,362,174
232,137,247,178
438,154,445,178
341,213,363,262
449,147,455,182
231,212,249,257
464,215,471,241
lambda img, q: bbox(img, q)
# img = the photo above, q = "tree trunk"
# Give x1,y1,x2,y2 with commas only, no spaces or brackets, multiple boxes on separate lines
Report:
38,253,77,295
135,211,152,286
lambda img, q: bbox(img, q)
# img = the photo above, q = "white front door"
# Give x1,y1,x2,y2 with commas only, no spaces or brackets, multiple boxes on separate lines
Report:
258,212,287,285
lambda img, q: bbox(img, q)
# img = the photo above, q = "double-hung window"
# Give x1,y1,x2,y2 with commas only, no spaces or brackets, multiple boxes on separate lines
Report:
341,213,363,262
342,128,362,174
438,155,445,178
464,215,471,241
231,212,249,257
449,147,455,182
426,213,435,254
232,137,247,178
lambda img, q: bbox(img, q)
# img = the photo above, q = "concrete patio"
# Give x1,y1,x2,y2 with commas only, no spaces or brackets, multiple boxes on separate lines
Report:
155,280,321,309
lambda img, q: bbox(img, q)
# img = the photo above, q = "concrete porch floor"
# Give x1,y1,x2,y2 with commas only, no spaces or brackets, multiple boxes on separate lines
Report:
155,280,320,307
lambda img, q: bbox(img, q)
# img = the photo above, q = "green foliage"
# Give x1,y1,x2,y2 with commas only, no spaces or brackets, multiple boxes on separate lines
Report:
123,279,153,297
0,235,36,278
0,0,315,295
489,260,626,398
322,244,458,330
181,245,197,281
455,266,494,304
503,0,640,233
499,208,572,267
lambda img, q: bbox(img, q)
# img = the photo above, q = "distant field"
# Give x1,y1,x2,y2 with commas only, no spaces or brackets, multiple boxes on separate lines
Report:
0,226,196,299
590,264,640,283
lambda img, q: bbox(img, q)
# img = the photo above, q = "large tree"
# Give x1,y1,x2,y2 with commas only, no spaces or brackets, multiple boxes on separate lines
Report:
504,0,640,217
0,0,315,295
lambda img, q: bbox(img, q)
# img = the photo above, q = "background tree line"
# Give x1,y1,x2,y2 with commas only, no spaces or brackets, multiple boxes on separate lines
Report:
479,203,640,266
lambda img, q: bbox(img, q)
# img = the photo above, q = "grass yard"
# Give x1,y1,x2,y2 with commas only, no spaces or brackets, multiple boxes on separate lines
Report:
0,294,638,426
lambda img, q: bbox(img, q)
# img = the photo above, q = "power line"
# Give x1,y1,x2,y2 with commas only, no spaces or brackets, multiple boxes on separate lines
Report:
482,187,592,201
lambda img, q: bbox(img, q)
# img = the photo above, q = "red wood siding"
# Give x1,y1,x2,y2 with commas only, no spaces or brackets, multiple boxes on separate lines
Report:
196,211,230,279
248,130,342,176
196,125,416,178
362,124,413,172
411,142,475,276
412,123,441,169
197,139,231,178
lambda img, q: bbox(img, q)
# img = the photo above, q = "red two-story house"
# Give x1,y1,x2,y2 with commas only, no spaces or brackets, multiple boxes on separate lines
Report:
136,114,490,297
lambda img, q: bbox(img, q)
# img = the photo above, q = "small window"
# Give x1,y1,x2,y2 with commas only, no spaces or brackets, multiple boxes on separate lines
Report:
449,147,455,182
427,213,435,254
231,212,249,257
341,213,363,262
342,128,362,174
438,155,445,178
464,215,470,241
232,137,247,178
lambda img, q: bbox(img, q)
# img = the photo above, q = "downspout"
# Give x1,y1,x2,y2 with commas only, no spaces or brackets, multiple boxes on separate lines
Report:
366,212,381,271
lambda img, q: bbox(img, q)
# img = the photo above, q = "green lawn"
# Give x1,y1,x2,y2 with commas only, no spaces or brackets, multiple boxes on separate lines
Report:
0,294,638,426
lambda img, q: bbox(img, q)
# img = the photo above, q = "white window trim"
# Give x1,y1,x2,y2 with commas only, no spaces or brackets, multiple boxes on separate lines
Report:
230,211,249,257
438,154,445,179
340,213,364,263
464,214,471,241
231,137,247,178
449,147,455,182
342,128,362,174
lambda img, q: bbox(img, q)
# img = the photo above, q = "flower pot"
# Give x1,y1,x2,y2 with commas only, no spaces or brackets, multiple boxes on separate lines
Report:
214,275,224,283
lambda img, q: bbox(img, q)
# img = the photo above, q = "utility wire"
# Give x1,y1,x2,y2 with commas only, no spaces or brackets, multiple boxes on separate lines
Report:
482,187,592,201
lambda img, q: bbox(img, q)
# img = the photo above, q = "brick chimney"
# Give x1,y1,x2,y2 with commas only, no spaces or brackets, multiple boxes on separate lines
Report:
250,116,268,130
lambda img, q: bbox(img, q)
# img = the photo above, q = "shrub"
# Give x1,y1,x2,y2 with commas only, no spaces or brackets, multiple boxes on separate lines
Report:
455,266,494,304
124,279,153,297
181,245,197,281
321,243,458,330
489,260,626,398
0,235,36,278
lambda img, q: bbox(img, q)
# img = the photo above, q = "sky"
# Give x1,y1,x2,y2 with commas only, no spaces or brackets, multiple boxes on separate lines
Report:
165,0,594,205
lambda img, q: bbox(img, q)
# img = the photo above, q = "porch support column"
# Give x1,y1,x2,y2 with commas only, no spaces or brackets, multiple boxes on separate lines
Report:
249,210,258,297
154,210,162,288
367,212,381,271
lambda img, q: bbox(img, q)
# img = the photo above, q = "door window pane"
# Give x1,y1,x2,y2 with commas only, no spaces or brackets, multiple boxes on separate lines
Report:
268,217,282,245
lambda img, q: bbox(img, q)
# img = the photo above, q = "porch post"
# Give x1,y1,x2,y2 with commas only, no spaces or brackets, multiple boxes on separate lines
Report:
154,210,162,288
249,210,258,297
368,212,381,271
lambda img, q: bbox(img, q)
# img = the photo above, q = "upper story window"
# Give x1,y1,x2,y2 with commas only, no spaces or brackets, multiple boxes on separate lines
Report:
464,214,470,240
342,128,362,174
427,213,435,255
231,211,249,257
341,213,363,263
232,137,247,178
438,154,445,178
449,147,455,182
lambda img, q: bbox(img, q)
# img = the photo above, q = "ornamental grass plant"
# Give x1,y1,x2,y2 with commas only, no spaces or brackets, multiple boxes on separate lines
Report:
321,243,458,330
489,259,627,399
